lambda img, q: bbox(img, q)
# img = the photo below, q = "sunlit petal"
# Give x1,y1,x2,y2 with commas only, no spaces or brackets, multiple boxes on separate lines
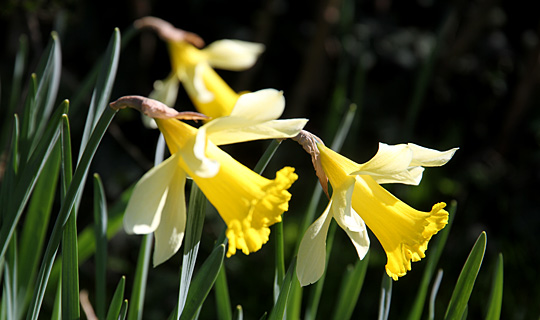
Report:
296,202,334,286
181,126,220,178
203,39,265,71
407,143,459,167
331,186,370,260
206,119,308,145
123,153,180,234
153,169,187,266
228,89,285,121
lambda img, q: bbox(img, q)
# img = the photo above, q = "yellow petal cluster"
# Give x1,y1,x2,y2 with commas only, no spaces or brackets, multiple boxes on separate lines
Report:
317,144,450,281
156,118,297,258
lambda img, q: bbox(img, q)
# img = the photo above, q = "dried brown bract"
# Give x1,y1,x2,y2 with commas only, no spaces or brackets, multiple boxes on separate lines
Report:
110,95,209,121
134,16,205,48
292,130,329,197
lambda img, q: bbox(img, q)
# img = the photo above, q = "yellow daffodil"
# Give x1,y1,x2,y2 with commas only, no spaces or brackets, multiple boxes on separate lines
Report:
111,89,307,265
136,17,264,119
296,141,458,285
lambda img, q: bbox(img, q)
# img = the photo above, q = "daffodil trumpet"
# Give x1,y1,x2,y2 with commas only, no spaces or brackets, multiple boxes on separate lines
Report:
295,132,458,285
136,16,265,119
112,90,307,265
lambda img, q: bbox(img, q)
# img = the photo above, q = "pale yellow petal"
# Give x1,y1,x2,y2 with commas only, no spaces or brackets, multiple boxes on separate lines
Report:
153,169,187,266
228,89,285,121
180,127,220,178
181,64,214,104
407,143,459,167
206,119,308,145
296,202,334,286
149,73,180,107
123,153,180,234
203,39,265,71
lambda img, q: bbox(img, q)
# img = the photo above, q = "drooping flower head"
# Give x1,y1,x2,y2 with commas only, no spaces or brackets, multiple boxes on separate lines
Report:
111,90,307,264
135,17,265,119
295,132,458,285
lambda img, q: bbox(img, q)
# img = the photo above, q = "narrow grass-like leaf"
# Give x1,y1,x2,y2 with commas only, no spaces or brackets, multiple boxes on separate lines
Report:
428,269,444,320
485,253,504,320
0,35,27,154
214,265,232,320
118,300,129,320
444,231,487,320
331,251,370,320
60,114,80,320
179,244,226,320
51,279,61,320
26,107,117,320
127,235,152,320
79,28,120,158
272,221,286,302
93,174,109,319
253,139,282,174
233,305,243,320
17,139,60,309
268,257,296,320
18,33,61,165
106,276,126,320
378,274,393,320
70,25,138,115
0,100,66,262
407,200,457,320
177,181,207,318
3,236,17,320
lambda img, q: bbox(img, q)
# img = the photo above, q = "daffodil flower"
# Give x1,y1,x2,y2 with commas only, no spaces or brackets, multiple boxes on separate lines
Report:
136,17,264,119
111,90,307,266
296,141,458,285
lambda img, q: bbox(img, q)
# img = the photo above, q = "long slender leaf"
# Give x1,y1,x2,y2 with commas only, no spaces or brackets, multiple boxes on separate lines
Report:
331,251,370,320
60,114,80,320
106,276,126,320
179,244,226,320
428,269,444,320
17,139,61,311
268,257,296,320
127,235,152,320
214,265,232,320
93,174,109,319
444,231,487,320
79,28,121,159
3,235,17,320
407,200,457,320
25,107,117,320
378,274,393,320
485,253,504,320
178,182,207,318
0,100,67,262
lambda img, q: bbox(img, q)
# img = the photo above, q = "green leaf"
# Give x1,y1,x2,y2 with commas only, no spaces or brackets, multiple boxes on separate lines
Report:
485,253,504,320
93,174,109,319
127,235,152,320
17,138,60,308
214,264,232,320
331,251,370,320
177,182,207,317
378,273,393,320
444,231,487,320
3,234,17,320
268,257,296,320
25,107,117,320
407,200,457,320
0,100,66,262
51,279,61,320
106,276,126,320
233,305,243,320
79,28,121,159
60,114,80,320
428,269,444,320
179,244,226,320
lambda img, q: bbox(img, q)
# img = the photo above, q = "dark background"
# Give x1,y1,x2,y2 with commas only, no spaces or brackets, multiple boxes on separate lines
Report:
1,0,539,319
